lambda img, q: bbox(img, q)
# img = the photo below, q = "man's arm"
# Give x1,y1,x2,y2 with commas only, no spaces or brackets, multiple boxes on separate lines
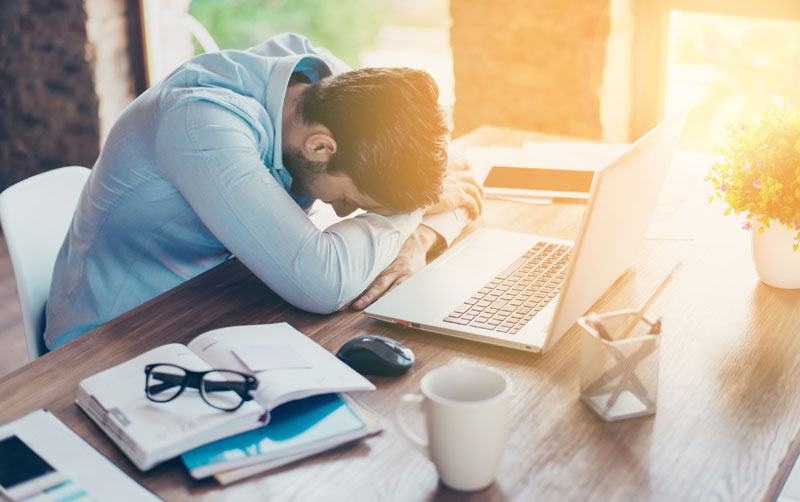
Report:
249,33,484,309
155,98,421,314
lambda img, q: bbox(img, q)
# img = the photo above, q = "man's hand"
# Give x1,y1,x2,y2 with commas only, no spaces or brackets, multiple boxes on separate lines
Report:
350,225,442,310
424,157,484,219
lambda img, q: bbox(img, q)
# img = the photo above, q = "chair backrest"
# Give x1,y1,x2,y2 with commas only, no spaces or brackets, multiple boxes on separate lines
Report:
0,166,91,360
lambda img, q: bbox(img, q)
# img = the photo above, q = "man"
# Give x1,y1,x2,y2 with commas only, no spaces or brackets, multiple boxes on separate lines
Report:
44,32,482,349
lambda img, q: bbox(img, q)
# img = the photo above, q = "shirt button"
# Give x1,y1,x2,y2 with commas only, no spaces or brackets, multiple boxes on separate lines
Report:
261,175,270,184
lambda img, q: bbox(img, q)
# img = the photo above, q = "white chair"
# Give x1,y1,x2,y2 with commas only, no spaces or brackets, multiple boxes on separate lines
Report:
0,166,91,360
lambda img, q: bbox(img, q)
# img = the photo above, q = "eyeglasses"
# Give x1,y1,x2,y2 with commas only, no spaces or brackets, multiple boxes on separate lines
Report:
144,363,258,412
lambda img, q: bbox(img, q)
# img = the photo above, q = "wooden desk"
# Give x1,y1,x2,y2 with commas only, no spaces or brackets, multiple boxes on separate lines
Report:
2,127,800,501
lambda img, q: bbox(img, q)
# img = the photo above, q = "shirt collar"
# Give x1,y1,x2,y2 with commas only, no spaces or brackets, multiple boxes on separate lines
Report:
265,54,333,200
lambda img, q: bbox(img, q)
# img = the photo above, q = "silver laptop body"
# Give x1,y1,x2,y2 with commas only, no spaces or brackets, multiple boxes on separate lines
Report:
364,112,687,353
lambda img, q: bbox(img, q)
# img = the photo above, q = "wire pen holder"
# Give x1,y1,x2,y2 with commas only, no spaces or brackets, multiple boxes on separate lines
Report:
577,309,661,421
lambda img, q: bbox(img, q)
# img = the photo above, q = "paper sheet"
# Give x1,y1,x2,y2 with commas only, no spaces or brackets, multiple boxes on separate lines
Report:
644,151,719,241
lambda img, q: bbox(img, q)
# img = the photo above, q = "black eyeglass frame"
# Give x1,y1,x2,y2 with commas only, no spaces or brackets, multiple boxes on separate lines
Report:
144,363,259,412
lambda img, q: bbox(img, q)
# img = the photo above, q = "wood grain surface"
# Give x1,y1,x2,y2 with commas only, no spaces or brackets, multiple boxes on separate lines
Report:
1,127,799,501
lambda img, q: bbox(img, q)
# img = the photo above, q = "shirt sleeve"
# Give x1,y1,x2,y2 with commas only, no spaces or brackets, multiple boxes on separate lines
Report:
421,208,472,247
155,98,421,314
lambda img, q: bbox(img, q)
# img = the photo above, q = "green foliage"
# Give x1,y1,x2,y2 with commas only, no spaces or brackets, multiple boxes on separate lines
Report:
189,0,389,67
706,97,800,249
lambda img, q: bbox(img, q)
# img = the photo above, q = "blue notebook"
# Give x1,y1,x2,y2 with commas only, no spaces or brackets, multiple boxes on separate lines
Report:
181,393,368,481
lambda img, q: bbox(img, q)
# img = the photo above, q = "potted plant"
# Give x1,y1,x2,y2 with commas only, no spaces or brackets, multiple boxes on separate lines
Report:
706,97,800,289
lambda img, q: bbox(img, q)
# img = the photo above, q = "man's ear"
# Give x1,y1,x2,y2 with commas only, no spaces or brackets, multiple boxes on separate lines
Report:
303,132,337,162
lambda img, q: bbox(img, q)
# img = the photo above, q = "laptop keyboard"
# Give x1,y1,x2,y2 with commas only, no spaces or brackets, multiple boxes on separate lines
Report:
442,241,572,334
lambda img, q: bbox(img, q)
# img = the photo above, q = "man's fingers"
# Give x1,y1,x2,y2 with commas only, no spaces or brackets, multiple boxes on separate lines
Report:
469,175,485,197
464,196,480,220
461,180,483,215
426,168,485,217
452,170,479,184
352,272,398,310
352,288,376,311
449,157,471,171
352,280,385,310
451,178,483,217
387,273,412,293
453,171,485,200
351,296,369,311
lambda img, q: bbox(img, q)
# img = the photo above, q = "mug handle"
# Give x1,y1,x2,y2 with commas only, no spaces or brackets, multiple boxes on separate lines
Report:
393,393,429,458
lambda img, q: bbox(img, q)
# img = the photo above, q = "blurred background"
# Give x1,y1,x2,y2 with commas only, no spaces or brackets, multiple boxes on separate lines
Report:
3,0,800,192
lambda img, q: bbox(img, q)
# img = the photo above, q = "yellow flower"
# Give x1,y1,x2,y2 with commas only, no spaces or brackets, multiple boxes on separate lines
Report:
707,97,800,249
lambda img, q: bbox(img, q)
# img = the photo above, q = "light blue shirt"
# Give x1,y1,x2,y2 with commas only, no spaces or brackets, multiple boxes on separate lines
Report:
44,33,459,349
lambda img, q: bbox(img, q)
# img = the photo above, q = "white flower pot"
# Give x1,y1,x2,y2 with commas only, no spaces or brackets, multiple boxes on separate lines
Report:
750,220,800,289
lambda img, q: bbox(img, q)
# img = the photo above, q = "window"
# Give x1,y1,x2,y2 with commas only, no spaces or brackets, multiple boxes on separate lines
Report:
633,0,800,151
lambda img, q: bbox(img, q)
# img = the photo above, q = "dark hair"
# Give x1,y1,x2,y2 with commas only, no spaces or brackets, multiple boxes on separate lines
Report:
299,67,448,212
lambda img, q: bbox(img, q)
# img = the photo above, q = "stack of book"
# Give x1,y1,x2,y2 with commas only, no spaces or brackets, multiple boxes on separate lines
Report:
77,323,381,484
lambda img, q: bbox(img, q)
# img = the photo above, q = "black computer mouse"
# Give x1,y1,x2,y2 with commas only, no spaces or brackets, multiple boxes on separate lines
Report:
336,335,415,377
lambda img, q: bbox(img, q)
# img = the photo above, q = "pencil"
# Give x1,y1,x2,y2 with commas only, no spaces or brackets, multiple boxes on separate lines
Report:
617,262,683,340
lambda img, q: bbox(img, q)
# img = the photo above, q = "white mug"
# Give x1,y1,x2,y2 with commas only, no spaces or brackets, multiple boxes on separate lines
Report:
393,364,513,491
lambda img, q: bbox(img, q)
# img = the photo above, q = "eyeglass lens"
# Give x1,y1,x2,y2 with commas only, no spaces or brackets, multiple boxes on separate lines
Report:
146,365,186,402
201,370,250,410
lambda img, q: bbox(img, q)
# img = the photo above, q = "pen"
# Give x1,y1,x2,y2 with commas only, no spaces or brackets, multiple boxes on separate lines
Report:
617,262,683,340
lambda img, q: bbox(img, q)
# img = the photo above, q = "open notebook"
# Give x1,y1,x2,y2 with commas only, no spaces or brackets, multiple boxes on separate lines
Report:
76,323,374,471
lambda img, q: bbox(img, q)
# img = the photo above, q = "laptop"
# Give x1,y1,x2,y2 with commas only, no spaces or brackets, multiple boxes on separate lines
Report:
364,112,687,353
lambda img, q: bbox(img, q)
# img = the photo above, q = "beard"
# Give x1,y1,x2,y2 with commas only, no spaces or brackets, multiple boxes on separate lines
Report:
282,147,327,196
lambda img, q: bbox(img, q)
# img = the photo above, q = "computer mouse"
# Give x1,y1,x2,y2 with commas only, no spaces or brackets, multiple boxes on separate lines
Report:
336,335,415,377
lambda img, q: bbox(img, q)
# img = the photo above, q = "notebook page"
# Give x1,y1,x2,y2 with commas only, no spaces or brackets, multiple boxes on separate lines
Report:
187,323,375,410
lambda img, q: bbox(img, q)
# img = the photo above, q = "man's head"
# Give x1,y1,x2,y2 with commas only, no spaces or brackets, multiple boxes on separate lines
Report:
283,67,448,215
